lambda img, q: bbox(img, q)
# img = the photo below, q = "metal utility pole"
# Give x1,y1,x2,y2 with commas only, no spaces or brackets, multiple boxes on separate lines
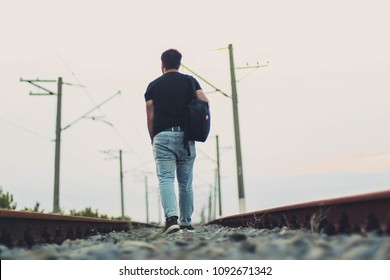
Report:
216,135,222,216
228,44,246,213
119,150,125,219
157,191,162,224
21,77,63,213
129,169,154,223
213,169,217,220
182,46,268,214
22,77,119,214
101,149,127,218
208,188,212,222
145,176,149,224
53,77,63,213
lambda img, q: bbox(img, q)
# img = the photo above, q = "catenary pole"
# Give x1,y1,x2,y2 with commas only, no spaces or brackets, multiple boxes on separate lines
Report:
119,150,125,219
53,77,63,213
213,169,217,219
216,135,222,216
228,44,246,213
183,46,267,214
145,176,149,223
20,77,63,213
101,149,128,218
158,192,162,224
208,188,212,222
22,77,118,214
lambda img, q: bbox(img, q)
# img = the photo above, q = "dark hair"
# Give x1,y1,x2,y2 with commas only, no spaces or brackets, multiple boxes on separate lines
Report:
161,49,182,70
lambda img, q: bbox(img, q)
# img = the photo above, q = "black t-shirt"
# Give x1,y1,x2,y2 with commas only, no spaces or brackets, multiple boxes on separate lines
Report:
144,72,201,137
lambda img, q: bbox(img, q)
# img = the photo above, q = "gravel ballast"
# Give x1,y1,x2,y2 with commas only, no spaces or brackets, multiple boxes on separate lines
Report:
1,225,389,260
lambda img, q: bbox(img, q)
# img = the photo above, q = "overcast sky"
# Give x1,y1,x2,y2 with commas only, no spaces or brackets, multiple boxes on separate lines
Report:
1,0,389,223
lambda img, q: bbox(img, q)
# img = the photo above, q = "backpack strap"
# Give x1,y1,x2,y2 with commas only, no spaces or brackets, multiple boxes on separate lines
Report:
183,76,197,156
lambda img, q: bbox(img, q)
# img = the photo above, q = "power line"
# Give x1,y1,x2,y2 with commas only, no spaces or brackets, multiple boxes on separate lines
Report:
181,64,231,98
236,61,269,83
51,46,139,159
119,94,150,150
62,91,121,131
61,146,117,181
0,116,51,140
197,147,216,163
194,172,213,188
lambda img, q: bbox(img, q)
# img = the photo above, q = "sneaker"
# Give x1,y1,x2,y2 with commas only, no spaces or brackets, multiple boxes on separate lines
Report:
180,225,195,232
163,216,180,234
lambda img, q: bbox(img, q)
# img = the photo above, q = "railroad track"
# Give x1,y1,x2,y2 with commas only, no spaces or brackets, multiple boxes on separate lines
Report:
1,190,389,249
0,210,156,248
208,190,390,235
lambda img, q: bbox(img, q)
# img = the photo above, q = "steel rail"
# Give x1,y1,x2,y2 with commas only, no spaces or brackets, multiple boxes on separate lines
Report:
0,210,155,248
207,190,390,235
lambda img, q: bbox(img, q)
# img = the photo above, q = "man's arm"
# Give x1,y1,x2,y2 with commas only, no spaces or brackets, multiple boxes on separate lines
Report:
196,89,209,103
146,100,154,142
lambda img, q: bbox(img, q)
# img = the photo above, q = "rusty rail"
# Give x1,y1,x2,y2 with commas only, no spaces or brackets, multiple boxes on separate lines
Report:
0,210,155,248
2,190,389,248
208,190,390,235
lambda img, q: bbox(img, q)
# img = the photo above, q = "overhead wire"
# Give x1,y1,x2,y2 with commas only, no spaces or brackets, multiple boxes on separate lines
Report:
117,94,155,172
181,63,231,98
0,116,51,141
61,146,118,181
193,171,214,188
236,67,261,83
196,146,216,163
51,46,143,162
0,115,117,182
119,94,150,150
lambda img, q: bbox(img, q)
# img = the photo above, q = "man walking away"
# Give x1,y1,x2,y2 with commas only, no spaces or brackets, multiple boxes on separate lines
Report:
144,49,209,234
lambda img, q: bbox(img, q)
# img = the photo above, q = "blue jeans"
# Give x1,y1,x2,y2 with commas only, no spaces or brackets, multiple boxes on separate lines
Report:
153,131,196,226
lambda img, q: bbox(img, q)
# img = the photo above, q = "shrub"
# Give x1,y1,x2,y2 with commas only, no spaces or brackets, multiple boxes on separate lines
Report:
0,187,17,209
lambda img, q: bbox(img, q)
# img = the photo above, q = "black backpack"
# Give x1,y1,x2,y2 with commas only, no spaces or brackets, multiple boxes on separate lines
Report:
184,76,211,154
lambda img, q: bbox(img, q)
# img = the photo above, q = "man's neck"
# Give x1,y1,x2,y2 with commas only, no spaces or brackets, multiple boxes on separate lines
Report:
163,69,178,74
